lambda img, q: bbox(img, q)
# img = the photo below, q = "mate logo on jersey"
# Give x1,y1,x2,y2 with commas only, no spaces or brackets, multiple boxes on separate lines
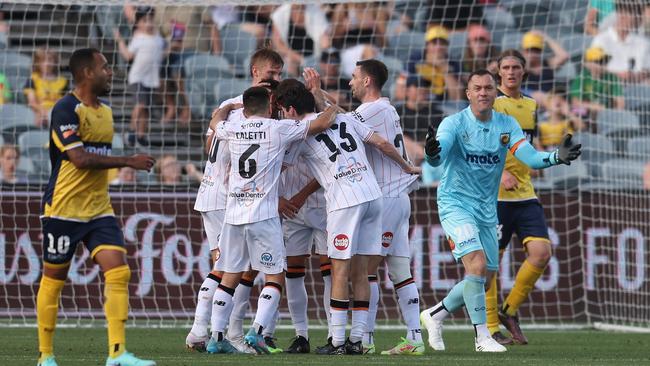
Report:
465,153,500,165
85,145,112,156
230,180,265,207
382,232,394,248
333,234,350,250
335,156,368,182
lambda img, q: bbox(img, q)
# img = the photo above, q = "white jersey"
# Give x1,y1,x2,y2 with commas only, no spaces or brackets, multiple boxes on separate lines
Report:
281,141,326,209
193,95,243,212
352,98,418,197
216,115,309,225
294,113,382,213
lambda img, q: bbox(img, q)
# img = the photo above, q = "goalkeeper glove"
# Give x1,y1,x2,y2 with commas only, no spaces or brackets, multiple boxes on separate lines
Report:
555,134,581,165
424,126,441,165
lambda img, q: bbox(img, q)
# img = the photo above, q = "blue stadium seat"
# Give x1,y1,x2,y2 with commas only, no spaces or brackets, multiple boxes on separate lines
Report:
386,31,425,58
543,160,591,189
17,130,50,178
601,158,645,188
626,136,650,160
500,32,525,53
482,5,516,29
0,51,32,101
448,31,467,62
559,33,593,61
624,84,650,110
184,53,233,80
574,132,616,177
596,108,640,135
221,24,258,77
0,104,36,142
214,78,250,106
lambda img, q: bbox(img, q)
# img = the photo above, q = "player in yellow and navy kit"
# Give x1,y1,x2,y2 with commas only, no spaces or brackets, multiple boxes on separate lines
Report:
486,49,551,345
36,48,156,366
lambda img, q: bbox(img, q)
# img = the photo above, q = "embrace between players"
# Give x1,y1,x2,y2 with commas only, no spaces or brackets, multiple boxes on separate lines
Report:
36,46,581,366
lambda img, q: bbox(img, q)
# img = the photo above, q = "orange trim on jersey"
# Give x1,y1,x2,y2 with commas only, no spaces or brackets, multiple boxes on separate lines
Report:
90,244,127,258
44,261,71,269
509,138,527,154
522,236,551,245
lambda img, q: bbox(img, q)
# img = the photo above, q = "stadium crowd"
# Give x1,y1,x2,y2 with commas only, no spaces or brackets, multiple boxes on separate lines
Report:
1,0,650,188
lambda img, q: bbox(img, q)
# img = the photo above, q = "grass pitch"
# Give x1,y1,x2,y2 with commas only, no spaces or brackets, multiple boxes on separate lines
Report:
2,328,648,366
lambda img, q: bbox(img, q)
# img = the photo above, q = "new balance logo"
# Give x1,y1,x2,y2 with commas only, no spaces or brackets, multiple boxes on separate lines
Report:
474,306,486,312
407,298,419,305
200,287,210,292
261,294,272,300
213,300,226,306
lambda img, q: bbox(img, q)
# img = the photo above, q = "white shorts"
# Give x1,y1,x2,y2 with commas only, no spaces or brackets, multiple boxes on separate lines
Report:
327,198,382,260
215,217,286,274
201,209,225,251
380,195,411,257
284,207,327,256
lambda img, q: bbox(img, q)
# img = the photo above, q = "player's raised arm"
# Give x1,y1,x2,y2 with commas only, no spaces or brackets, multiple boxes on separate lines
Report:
306,104,341,135
424,120,455,167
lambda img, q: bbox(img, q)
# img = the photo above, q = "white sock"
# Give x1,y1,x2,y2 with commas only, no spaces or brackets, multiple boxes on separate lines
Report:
286,272,309,339
396,280,422,343
262,308,279,338
428,301,450,321
227,279,252,340
474,323,491,339
210,284,235,339
363,276,379,345
350,301,369,344
252,284,282,334
321,266,332,338
330,299,349,347
190,273,220,338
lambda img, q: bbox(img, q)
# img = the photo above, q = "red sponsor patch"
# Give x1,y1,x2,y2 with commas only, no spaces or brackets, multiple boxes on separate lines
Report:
447,237,455,250
381,231,393,248
62,130,76,139
333,234,349,251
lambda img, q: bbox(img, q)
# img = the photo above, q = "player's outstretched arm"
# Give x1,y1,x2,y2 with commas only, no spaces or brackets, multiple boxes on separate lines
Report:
290,178,322,210
303,67,335,113
512,134,581,169
307,105,341,135
366,133,421,175
67,147,155,171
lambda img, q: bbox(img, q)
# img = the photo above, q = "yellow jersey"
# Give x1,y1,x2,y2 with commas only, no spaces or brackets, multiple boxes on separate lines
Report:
494,89,538,201
24,72,68,110
539,119,573,149
42,92,115,222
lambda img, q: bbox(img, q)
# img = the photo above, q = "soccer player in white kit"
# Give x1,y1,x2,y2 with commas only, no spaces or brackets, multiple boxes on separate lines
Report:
274,80,420,355
207,86,339,354
185,48,285,354
348,59,424,355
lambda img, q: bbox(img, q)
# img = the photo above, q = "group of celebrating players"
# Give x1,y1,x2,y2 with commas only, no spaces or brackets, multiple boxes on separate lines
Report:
35,45,581,366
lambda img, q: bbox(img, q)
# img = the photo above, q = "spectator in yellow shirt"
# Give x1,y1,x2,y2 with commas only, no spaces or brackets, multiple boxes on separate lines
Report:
539,88,584,151
24,48,69,128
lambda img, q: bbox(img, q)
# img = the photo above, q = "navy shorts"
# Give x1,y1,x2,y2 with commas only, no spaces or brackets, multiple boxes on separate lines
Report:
41,216,126,266
128,83,154,106
497,199,550,250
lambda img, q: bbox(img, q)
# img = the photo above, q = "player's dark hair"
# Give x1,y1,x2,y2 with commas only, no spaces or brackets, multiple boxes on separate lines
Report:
259,78,279,91
356,59,389,89
467,69,496,85
69,48,102,82
496,49,528,84
249,48,284,77
243,86,271,116
274,79,316,115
